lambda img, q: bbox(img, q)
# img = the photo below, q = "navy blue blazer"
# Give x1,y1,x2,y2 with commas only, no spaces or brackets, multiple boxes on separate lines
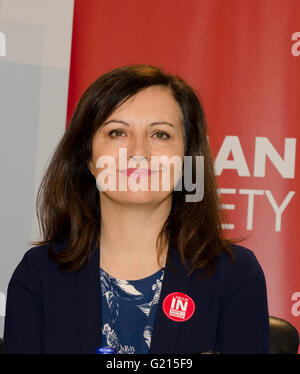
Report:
3,237,270,354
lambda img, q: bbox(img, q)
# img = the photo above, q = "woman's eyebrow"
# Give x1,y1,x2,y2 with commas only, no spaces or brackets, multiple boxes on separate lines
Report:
102,119,175,128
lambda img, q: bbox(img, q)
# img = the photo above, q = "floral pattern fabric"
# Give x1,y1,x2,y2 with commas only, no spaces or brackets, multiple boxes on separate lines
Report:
100,266,164,354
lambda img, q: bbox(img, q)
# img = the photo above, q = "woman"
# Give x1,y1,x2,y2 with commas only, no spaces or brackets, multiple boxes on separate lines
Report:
3,64,270,354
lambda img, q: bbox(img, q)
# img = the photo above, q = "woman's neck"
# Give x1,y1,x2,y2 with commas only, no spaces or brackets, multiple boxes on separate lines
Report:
98,194,171,280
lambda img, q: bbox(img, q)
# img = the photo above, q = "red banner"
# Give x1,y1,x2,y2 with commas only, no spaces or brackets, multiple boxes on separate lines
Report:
67,0,300,351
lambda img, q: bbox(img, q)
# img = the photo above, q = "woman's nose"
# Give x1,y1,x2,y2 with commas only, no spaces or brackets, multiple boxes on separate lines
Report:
126,135,151,163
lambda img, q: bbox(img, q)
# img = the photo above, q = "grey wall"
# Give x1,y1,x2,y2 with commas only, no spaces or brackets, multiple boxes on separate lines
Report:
0,0,74,338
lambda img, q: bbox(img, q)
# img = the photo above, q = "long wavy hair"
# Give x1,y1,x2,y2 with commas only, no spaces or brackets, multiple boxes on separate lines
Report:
31,64,245,277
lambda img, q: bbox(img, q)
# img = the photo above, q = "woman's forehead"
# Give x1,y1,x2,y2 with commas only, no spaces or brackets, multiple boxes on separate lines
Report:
104,87,183,125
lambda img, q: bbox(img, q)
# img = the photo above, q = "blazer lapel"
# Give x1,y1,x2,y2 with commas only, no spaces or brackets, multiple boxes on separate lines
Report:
149,242,192,354
76,236,102,354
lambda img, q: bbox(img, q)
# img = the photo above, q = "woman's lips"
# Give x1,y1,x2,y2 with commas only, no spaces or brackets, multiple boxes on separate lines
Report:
119,168,159,177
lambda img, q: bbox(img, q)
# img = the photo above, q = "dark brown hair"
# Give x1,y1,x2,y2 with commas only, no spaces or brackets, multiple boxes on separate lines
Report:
31,64,246,277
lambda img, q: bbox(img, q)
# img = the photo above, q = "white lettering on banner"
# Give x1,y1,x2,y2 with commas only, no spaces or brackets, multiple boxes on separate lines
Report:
291,292,300,317
254,138,296,178
291,32,300,57
215,136,250,176
215,136,296,178
218,188,236,230
218,189,295,232
264,190,295,232
215,136,296,231
0,292,6,316
239,189,264,230
0,32,6,56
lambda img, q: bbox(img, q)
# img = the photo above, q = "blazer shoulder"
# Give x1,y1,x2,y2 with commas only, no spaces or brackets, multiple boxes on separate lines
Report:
10,238,70,284
215,243,265,281
25,237,70,261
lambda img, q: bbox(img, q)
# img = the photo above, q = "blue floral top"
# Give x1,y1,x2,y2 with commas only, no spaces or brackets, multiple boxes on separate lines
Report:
100,266,165,354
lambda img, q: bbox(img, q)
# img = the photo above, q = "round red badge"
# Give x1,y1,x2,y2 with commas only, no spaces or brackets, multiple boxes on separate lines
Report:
162,292,195,322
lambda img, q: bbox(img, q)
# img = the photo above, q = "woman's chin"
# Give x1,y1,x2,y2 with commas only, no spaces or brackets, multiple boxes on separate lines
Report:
101,190,172,205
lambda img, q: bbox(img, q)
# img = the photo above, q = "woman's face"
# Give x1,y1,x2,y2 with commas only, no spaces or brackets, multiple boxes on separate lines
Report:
88,85,185,206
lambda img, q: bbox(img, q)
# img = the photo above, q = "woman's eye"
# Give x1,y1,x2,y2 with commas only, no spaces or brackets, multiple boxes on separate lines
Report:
153,131,170,139
108,129,170,139
108,129,126,137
